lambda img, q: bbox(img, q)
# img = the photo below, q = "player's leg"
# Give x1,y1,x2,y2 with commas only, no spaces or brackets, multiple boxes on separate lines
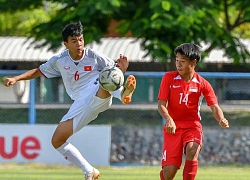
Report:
97,75,136,104
51,119,73,149
182,142,201,180
96,85,111,99
161,126,182,180
182,129,202,180
51,120,100,179
160,169,164,180
51,93,109,179
160,165,178,180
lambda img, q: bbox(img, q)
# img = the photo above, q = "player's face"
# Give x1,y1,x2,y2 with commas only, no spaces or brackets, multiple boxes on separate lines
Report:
175,53,196,77
64,35,84,60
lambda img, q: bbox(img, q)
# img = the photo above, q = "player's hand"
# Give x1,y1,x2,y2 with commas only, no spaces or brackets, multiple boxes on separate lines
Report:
166,118,176,134
4,77,17,87
219,118,229,128
117,54,129,73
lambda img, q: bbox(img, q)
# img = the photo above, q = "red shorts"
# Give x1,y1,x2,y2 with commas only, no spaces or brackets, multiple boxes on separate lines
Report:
161,123,203,169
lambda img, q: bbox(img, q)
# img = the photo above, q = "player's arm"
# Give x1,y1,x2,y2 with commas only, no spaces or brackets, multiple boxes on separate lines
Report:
4,68,42,87
209,104,229,128
158,100,176,134
116,54,129,74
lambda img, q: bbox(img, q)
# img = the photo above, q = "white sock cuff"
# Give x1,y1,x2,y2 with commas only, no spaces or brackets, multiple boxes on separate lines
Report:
56,142,71,155
109,86,123,100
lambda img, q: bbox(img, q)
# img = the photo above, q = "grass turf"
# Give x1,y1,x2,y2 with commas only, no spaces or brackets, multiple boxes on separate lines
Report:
0,164,249,180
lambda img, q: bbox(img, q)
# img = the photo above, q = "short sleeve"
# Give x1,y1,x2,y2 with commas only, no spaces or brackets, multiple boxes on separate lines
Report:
158,73,171,102
202,80,218,106
39,56,61,78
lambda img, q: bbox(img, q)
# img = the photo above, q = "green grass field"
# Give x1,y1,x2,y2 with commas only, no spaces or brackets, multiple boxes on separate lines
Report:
0,164,250,180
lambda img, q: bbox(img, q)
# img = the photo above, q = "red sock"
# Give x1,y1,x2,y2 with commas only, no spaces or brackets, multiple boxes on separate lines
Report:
183,160,198,180
160,169,165,180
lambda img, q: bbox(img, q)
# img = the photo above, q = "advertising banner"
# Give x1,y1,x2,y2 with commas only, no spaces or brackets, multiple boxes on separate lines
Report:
0,124,111,166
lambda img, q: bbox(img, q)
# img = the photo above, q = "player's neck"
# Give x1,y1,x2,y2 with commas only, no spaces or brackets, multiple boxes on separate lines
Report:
70,54,83,60
182,71,195,82
69,51,84,61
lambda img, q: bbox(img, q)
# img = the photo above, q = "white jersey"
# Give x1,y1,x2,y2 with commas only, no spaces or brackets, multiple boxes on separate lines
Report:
39,48,115,100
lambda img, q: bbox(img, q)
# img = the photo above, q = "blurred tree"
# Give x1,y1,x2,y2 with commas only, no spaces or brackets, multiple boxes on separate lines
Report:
113,0,250,66
1,0,250,67
0,1,59,36
27,0,122,51
0,0,43,11
0,9,50,36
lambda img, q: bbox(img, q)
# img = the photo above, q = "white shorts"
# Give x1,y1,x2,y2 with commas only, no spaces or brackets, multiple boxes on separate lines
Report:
60,87,112,133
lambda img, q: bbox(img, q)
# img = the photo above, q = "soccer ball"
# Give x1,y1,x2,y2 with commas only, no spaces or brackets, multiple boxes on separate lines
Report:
99,66,124,91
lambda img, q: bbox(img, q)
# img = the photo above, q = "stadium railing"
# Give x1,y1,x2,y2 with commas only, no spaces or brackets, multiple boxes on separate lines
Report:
1,70,250,124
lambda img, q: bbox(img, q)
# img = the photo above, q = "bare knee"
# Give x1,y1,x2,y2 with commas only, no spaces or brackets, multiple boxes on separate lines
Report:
163,165,178,180
51,120,73,149
51,134,68,149
185,142,201,160
51,137,60,149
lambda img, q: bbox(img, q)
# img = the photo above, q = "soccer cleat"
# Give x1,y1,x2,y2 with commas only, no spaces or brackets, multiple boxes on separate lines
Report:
84,168,100,180
121,75,136,104
160,170,165,180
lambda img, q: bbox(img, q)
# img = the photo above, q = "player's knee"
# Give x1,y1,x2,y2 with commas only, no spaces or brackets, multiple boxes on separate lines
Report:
51,135,67,149
163,171,176,180
51,120,73,149
185,143,200,159
163,166,178,180
51,136,59,149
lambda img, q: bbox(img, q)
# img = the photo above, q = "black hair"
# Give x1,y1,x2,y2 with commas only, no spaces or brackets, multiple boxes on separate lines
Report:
174,43,201,63
62,21,83,42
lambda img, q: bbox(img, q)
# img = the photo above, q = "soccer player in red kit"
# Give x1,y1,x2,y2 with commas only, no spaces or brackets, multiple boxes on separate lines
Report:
158,43,229,180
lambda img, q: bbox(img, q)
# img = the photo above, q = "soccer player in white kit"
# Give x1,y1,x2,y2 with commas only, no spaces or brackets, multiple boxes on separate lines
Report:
4,22,136,180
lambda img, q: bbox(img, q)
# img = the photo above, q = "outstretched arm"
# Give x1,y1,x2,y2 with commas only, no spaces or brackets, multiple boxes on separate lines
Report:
4,68,42,87
209,104,229,128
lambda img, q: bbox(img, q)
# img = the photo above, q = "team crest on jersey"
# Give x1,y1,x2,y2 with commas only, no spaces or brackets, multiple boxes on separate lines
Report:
64,66,70,70
189,87,198,92
84,65,92,71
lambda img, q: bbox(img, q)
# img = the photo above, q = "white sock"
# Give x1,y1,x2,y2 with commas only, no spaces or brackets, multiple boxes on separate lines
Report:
56,142,93,173
109,86,123,100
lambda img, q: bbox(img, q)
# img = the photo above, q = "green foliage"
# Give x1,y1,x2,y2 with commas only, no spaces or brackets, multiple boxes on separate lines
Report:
1,0,250,67
0,0,43,12
0,2,57,36
25,0,124,50
113,0,250,66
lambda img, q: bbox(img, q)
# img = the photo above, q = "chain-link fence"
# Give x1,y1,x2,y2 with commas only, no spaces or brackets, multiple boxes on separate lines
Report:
0,70,250,165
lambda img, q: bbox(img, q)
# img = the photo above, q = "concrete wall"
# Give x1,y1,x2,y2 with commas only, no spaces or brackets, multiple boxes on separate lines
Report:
111,126,250,166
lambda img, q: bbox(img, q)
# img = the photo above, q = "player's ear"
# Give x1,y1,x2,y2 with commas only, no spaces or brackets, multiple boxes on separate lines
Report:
192,59,197,66
63,41,68,48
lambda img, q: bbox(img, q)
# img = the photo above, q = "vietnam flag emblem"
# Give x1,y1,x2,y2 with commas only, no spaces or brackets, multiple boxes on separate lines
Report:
84,66,92,71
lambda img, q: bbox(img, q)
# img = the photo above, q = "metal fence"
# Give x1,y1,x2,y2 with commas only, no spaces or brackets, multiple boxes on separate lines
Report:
1,70,250,165
1,71,250,123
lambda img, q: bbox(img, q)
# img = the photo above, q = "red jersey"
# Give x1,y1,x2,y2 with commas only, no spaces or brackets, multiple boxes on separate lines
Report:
158,71,217,123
